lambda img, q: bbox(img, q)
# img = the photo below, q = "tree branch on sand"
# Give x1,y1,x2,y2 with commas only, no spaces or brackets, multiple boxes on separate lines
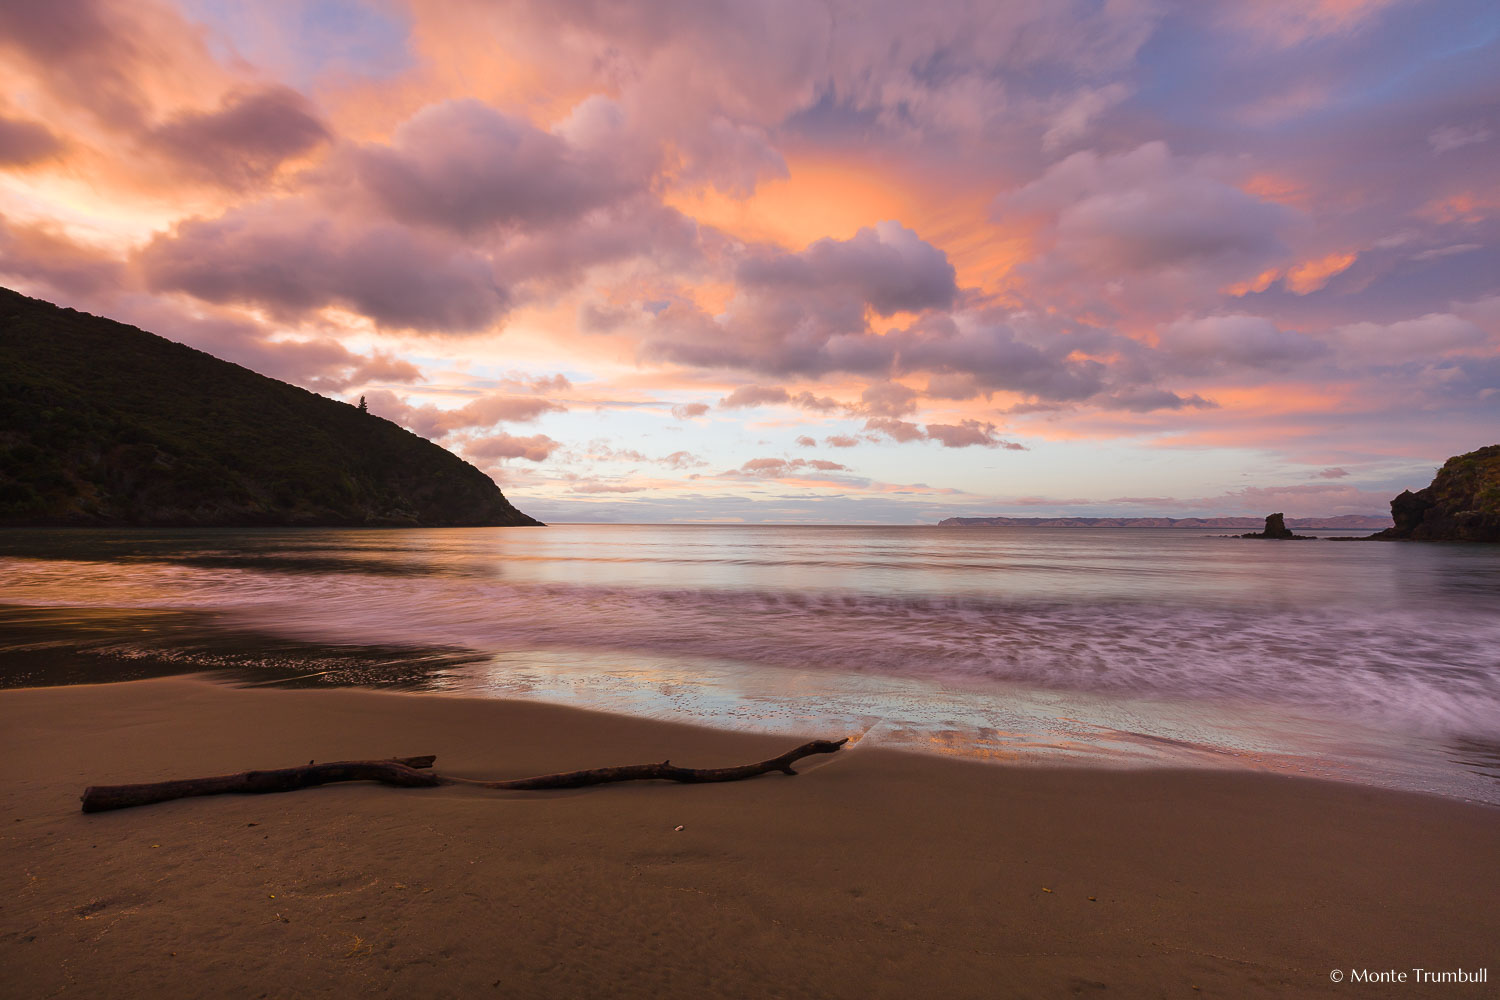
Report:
79,739,850,813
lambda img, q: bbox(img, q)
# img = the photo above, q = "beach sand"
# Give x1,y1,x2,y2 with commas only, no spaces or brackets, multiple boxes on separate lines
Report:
2,677,1495,999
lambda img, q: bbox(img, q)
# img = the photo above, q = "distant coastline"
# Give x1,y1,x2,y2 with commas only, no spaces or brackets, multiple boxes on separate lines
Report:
937,514,1392,529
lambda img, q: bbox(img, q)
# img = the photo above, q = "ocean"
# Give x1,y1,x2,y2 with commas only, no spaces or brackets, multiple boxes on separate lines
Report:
2,524,1497,803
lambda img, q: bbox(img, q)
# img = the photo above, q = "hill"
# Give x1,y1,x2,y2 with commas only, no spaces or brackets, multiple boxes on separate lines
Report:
1370,445,1500,542
937,514,1391,530
0,287,541,527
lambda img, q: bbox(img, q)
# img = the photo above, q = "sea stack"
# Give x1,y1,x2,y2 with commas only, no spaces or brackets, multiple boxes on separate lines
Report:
1239,513,1315,540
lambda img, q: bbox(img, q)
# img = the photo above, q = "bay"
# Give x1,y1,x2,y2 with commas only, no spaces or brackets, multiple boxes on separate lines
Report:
2,524,1497,802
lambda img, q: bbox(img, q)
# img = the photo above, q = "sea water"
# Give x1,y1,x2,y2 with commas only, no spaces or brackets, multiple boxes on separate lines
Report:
2,524,1497,803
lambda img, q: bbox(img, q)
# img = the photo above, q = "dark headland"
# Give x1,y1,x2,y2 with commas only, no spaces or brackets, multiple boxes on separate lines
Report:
1367,444,1500,542
0,287,540,527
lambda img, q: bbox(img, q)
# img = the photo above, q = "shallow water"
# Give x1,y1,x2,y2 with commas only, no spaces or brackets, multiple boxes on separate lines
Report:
2,524,1497,802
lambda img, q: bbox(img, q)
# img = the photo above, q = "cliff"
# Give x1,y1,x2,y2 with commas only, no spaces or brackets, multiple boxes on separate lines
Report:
1369,445,1500,542
0,287,542,527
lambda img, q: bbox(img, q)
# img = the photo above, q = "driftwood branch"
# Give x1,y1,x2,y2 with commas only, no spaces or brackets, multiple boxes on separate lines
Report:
442,737,850,790
80,739,848,813
81,755,439,813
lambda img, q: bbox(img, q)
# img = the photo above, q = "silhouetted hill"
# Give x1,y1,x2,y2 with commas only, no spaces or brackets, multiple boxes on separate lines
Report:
0,287,541,527
1370,445,1500,542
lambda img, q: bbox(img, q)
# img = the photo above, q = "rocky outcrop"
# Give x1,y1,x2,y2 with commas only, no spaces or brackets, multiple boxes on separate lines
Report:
0,287,542,527
1369,445,1500,542
1238,513,1315,540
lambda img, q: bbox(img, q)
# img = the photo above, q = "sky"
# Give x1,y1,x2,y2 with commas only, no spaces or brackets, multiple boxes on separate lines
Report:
0,0,1496,523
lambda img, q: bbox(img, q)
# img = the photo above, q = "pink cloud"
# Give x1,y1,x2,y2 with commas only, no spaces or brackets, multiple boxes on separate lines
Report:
348,99,642,234
362,390,563,440
924,420,1026,450
1000,142,1292,285
137,198,509,333
0,115,64,166
149,85,328,189
464,432,562,463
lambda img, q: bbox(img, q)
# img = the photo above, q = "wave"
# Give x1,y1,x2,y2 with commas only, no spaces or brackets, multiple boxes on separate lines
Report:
5,555,1498,738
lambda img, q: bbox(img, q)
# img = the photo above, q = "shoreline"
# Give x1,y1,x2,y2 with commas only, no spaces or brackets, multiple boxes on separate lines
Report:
4,676,1496,998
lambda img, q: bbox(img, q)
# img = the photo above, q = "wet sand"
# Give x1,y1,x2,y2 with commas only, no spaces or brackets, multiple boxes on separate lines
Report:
2,676,1496,998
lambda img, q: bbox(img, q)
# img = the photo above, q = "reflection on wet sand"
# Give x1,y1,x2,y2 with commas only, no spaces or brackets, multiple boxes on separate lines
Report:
0,605,483,691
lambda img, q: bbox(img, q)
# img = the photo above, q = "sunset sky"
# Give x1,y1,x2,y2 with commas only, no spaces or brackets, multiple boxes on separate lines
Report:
1,0,1496,523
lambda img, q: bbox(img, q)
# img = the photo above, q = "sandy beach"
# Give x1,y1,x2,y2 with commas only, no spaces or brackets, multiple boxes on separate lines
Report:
2,677,1495,999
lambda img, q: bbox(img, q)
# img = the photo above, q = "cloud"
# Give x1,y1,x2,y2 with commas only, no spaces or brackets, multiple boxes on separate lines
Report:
717,384,841,411
737,220,957,317
794,435,817,447
583,443,706,469
463,432,562,463
1317,467,1350,478
719,384,792,408
569,480,647,493
883,315,1110,401
149,85,329,189
1215,0,1403,49
858,382,919,416
651,293,1110,406
0,217,125,297
1334,312,1490,363
1157,314,1327,372
924,420,1026,449
1000,142,1292,283
1094,387,1218,412
1174,482,1395,517
0,115,64,165
348,99,641,234
0,0,198,125
363,389,563,440
1041,83,1129,152
1429,125,1492,155
670,402,710,419
504,373,572,394
862,415,1025,449
738,457,848,477
1410,244,1482,262
824,435,860,448
863,417,925,443
647,223,958,377
138,199,508,332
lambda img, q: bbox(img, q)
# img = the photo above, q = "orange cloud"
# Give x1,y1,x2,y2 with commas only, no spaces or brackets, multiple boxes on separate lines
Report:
1418,191,1500,225
664,152,1026,290
1285,251,1357,294
1242,172,1310,208
1225,268,1282,297
665,153,914,248
1225,251,1357,296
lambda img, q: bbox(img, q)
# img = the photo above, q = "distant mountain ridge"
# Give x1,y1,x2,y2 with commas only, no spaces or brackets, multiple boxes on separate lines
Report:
938,514,1392,529
0,287,541,527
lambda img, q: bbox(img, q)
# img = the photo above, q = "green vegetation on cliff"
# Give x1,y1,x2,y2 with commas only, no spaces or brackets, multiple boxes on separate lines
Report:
1372,445,1500,542
0,287,541,527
